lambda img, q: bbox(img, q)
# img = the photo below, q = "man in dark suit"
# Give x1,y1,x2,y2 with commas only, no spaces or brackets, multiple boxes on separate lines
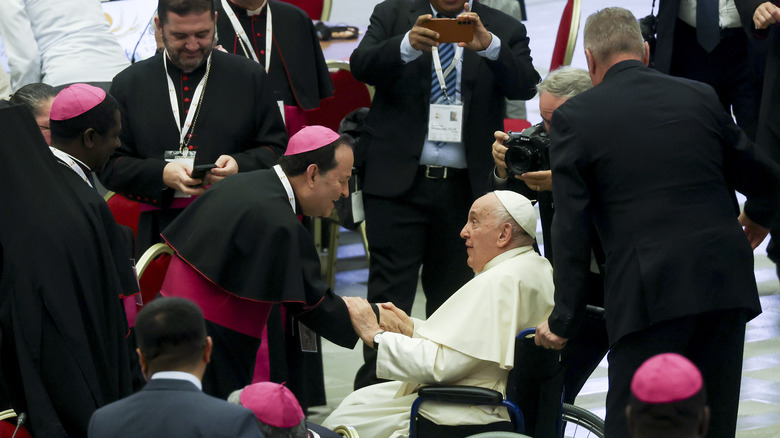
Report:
654,0,765,140
735,0,780,280
533,7,780,438
88,298,264,438
350,0,540,388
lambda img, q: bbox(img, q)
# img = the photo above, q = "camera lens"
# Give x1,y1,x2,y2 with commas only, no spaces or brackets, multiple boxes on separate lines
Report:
505,146,534,175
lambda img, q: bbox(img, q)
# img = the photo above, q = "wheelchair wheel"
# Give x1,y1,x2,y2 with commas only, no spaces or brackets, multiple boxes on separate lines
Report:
561,403,604,438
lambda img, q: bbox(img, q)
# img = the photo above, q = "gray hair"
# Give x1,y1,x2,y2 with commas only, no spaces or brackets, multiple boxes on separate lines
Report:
9,83,57,118
490,194,529,246
583,7,645,64
536,66,592,98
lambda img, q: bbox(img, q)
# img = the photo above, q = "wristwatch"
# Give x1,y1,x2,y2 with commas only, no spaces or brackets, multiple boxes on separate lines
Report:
373,331,385,350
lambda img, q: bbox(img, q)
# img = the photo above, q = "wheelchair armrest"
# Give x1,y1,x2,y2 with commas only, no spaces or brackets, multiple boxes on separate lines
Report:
417,385,504,405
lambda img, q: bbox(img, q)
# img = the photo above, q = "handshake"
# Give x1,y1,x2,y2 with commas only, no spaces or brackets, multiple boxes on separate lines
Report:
342,297,414,349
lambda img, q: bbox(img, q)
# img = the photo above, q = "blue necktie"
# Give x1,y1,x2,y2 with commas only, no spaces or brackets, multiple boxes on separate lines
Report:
431,42,456,103
696,0,720,53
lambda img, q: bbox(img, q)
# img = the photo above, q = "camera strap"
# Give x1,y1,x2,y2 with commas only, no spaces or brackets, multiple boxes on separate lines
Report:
432,44,462,102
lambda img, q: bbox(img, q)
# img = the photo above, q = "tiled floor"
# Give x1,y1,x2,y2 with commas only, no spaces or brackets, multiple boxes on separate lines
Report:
311,1,780,436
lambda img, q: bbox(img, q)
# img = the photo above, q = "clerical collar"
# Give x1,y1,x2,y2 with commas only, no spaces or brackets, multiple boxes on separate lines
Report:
151,371,203,390
49,146,93,187
481,246,533,273
273,165,296,214
228,0,267,16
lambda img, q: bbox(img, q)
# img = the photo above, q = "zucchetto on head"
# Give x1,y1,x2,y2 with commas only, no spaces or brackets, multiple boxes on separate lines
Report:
49,84,106,121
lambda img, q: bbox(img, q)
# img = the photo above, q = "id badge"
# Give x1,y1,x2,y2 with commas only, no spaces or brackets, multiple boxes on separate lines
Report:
277,100,286,125
164,150,196,198
298,321,318,353
428,104,463,142
351,190,365,223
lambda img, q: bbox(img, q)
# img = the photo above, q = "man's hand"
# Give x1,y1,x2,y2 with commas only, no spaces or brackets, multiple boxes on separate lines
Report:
162,162,207,196
457,3,492,51
517,170,553,192
739,211,770,249
534,320,568,350
753,2,780,29
492,131,510,178
380,302,414,337
409,14,440,52
206,155,238,185
343,296,383,348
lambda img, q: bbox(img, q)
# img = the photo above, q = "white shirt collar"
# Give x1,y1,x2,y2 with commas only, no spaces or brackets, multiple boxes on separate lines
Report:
245,0,268,16
273,164,296,214
151,371,203,390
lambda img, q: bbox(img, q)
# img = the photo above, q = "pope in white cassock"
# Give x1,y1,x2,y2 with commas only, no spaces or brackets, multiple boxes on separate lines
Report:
323,191,555,437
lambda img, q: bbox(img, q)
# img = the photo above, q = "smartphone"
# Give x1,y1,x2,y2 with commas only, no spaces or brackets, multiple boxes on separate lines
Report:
191,164,217,181
421,18,474,43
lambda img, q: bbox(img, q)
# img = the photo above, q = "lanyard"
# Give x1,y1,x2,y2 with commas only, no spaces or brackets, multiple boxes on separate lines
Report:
221,0,272,73
431,44,462,102
164,50,212,152
273,164,296,213
50,146,92,187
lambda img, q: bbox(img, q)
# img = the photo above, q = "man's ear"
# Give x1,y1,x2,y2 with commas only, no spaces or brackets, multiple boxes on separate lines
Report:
203,336,213,364
82,128,97,149
305,164,318,187
154,16,163,33
137,348,150,380
585,49,596,76
496,223,512,248
642,41,650,66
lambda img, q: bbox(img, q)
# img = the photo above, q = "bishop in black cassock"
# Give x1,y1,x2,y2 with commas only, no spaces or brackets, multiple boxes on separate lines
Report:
159,126,360,401
0,105,137,437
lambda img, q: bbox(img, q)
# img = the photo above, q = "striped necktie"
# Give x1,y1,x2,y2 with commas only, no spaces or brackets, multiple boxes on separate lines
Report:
431,41,456,103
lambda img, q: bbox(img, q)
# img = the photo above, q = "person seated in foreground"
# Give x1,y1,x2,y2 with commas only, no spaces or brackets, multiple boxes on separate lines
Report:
322,191,555,437
88,297,263,438
228,382,340,438
626,353,710,438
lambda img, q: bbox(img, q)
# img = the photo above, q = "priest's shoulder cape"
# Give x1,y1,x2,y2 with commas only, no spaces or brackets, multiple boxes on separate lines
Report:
0,105,136,437
161,168,357,347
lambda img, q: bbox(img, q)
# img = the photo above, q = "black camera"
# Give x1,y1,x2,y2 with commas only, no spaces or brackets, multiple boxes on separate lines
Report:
504,123,550,175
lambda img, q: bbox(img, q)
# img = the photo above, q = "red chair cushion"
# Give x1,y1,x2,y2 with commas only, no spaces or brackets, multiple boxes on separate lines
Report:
106,194,142,237
277,0,323,20
138,253,173,309
550,0,574,71
0,420,31,438
305,69,371,132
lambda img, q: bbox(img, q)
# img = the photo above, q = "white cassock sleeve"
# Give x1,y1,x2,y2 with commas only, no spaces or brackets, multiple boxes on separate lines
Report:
375,332,485,384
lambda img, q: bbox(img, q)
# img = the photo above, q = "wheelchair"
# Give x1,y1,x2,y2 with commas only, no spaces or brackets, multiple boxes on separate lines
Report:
408,328,605,438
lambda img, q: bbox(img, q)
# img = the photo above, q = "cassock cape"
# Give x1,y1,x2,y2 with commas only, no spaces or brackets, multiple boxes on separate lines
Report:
215,0,334,110
161,168,357,348
0,105,137,437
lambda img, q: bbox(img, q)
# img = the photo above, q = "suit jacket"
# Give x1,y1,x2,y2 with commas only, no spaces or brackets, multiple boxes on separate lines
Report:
88,378,263,438
215,0,333,110
547,60,780,345
350,0,540,198
655,0,766,76
99,50,287,207
736,0,780,164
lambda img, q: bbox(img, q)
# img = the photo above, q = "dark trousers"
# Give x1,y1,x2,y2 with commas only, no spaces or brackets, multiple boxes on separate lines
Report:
354,169,474,389
202,321,261,400
605,308,748,438
670,19,762,140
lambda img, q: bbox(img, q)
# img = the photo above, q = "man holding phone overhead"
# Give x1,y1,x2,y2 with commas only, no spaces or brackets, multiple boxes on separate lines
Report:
349,0,540,389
